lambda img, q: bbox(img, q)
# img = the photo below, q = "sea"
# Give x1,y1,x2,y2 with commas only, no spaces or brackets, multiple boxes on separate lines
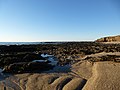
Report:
0,42,63,45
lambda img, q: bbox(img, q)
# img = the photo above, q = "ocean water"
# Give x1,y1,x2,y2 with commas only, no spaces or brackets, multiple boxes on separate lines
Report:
0,42,42,45
0,42,63,45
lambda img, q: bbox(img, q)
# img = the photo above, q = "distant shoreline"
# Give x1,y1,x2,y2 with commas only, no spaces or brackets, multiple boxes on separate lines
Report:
0,41,94,45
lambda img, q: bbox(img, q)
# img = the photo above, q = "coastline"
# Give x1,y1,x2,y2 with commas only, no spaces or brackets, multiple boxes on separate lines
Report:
0,42,120,89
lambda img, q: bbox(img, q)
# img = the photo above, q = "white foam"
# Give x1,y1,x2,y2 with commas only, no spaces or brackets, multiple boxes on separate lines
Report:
48,57,58,65
41,54,53,58
41,54,58,66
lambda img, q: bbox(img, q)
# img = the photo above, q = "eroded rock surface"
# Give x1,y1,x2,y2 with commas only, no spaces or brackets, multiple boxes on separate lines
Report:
1,60,120,90
71,61,93,79
83,62,120,90
0,73,87,90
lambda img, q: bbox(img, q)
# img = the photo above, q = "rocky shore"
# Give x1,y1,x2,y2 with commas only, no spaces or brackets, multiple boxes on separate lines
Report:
1,41,120,90
0,43,118,72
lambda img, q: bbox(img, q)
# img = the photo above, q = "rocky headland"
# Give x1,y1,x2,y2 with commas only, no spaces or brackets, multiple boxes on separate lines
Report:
95,35,120,42
1,38,120,90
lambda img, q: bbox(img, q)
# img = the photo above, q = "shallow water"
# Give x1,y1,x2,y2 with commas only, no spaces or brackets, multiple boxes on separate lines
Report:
0,69,3,73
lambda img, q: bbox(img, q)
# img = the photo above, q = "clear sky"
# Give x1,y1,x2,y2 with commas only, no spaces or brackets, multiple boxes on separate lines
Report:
0,0,120,42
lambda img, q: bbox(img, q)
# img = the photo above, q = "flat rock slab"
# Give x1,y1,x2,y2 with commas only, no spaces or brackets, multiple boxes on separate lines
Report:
71,61,93,79
83,61,120,90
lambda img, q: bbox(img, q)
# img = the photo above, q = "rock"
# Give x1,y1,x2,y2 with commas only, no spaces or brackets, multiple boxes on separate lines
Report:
3,62,27,73
83,62,120,90
95,35,120,42
0,53,46,68
84,52,120,62
26,62,54,72
3,62,54,73
63,78,87,90
0,55,23,67
2,60,120,90
22,53,46,62
0,45,36,54
71,61,93,79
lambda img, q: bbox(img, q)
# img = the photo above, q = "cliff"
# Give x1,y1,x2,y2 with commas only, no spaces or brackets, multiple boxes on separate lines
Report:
95,35,120,42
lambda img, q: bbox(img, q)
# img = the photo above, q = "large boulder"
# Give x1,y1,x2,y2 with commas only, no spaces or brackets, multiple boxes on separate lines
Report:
3,62,54,73
0,53,46,68
0,56,21,67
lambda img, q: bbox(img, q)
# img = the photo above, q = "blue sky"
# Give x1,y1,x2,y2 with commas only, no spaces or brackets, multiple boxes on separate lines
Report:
0,0,120,42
